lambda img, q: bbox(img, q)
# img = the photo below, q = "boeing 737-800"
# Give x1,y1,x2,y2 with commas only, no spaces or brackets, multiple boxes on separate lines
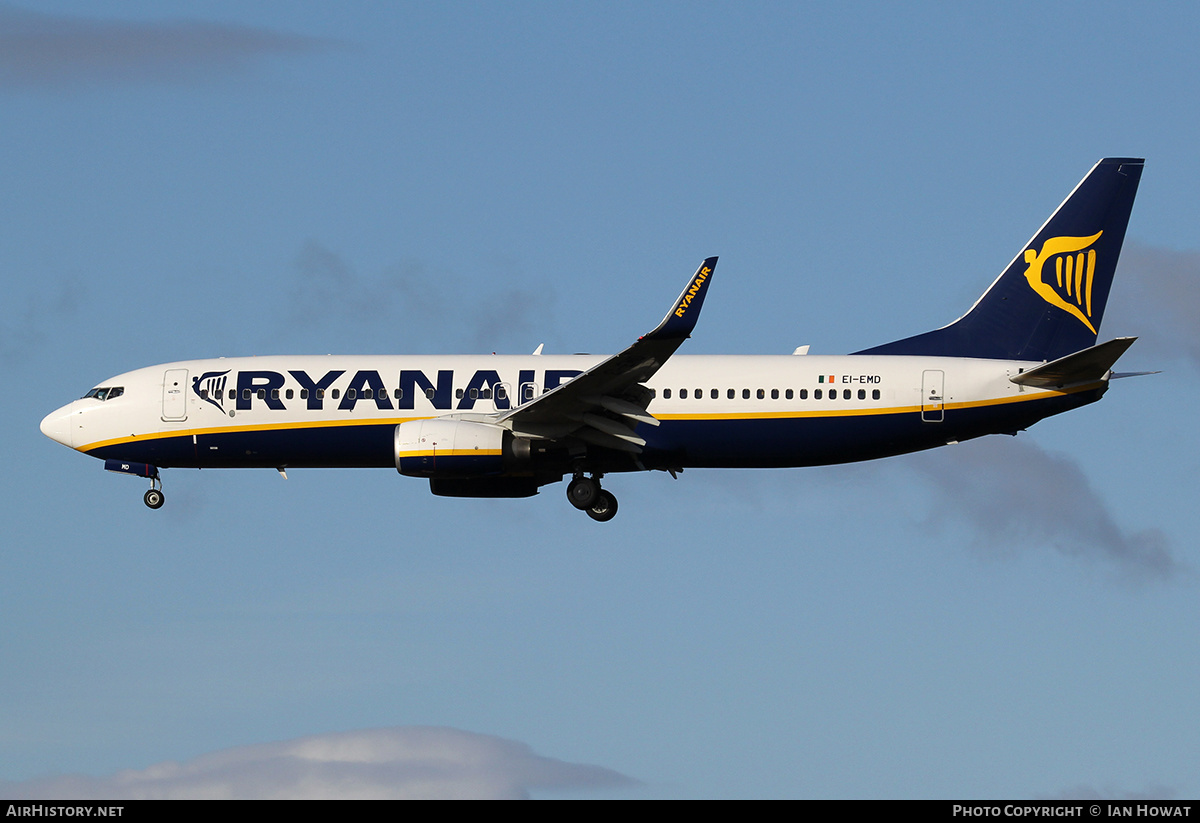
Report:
41,158,1145,521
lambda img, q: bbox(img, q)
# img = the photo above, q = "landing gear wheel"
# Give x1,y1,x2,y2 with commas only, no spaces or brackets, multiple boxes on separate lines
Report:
567,476,599,510
587,490,618,522
144,489,165,509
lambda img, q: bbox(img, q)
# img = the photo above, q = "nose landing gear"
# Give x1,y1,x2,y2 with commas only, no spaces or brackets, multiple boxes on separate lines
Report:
143,475,164,509
566,473,618,522
103,459,164,510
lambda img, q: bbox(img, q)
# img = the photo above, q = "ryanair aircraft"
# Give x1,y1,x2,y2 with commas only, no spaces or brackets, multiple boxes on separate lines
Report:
41,158,1145,521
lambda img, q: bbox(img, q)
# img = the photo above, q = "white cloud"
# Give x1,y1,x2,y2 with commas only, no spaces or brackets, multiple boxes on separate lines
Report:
288,241,556,353
1038,782,1176,800
909,437,1180,579
1108,243,1200,370
1,727,636,799
0,4,332,90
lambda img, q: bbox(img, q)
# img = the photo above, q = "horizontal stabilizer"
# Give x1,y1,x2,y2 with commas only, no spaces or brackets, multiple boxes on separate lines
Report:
1010,337,1137,389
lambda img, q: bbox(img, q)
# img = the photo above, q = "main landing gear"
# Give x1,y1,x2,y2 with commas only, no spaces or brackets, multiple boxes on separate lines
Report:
566,473,618,522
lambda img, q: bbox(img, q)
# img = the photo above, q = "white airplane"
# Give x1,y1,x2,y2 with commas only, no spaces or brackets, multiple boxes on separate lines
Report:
41,158,1146,521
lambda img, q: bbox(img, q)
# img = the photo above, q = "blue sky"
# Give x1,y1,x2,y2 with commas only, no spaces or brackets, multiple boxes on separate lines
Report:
3,1,1199,799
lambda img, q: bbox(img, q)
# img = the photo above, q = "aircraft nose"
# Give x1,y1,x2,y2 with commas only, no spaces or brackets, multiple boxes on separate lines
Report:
40,405,74,448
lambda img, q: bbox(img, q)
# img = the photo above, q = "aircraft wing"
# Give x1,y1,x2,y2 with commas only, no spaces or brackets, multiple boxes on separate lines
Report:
492,257,718,452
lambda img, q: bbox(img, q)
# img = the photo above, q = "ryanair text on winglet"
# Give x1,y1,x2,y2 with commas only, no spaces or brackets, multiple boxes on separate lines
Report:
674,266,712,318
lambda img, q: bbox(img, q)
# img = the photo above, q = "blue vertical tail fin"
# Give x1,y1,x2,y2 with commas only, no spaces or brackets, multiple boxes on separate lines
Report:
857,158,1144,361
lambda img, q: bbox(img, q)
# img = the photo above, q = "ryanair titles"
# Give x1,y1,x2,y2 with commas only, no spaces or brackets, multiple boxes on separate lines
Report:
192,368,584,414
674,265,712,318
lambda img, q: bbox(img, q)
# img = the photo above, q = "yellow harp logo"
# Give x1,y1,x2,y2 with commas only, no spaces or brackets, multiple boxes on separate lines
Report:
1022,231,1103,334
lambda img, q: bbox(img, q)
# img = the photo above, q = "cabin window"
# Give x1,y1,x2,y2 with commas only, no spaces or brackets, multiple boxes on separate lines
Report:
814,389,822,399
742,389,750,399
363,388,373,399
786,389,793,400
271,389,280,400
301,389,309,399
257,389,266,400
858,389,866,400
481,388,492,399
711,388,718,399
286,389,294,400
680,388,688,399
347,388,357,400
664,388,672,399
456,389,464,399
425,388,435,400
771,389,779,400
727,388,735,399
843,389,851,400
757,389,765,399
494,387,504,400
395,388,403,399
199,389,209,399
243,389,251,400
872,389,881,400
695,388,702,399
799,389,808,399
469,388,478,400
331,389,340,399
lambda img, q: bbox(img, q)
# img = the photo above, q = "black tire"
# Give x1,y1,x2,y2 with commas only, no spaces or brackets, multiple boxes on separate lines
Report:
567,476,598,510
587,490,618,522
144,489,165,509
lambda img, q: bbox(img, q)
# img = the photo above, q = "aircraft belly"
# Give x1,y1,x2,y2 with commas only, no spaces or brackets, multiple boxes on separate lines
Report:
642,390,1100,469
88,423,397,469
643,415,936,468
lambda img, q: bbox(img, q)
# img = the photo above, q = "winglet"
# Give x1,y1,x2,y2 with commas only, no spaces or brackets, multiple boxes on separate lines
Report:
644,257,718,340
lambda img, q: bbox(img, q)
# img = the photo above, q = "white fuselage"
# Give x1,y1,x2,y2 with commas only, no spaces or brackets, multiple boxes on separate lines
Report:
40,352,1101,472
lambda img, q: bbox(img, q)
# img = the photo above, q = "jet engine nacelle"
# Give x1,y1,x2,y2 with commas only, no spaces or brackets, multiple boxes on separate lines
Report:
395,418,530,478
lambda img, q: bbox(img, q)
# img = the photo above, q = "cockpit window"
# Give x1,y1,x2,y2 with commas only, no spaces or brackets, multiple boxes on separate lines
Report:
83,386,124,401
